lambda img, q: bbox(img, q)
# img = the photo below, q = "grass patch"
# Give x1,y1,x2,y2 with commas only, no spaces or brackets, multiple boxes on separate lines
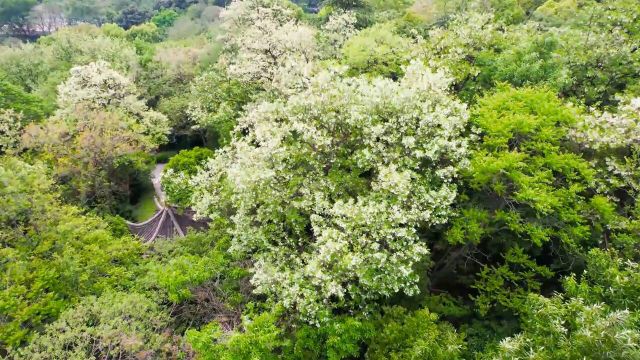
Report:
131,186,158,222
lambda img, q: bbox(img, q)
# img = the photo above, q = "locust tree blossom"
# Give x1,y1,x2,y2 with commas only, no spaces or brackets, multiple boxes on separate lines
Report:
191,61,469,321
419,12,498,83
0,109,23,154
572,97,640,151
572,97,640,197
57,61,170,146
218,0,319,94
494,296,640,359
319,10,358,58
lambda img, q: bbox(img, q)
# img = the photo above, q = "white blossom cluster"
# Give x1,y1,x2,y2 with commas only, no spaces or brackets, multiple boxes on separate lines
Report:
495,296,640,359
57,61,135,110
571,97,640,151
0,109,23,154
572,97,640,197
56,61,170,146
218,0,319,95
191,61,469,321
420,12,498,79
319,10,358,58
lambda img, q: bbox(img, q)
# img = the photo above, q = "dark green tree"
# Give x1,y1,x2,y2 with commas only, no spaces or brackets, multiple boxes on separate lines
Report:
115,5,152,29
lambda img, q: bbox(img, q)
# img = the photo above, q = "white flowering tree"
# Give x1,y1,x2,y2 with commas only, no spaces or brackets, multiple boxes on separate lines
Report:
22,61,170,211
56,61,170,146
191,61,469,321
218,0,319,94
191,2,360,150
572,97,640,151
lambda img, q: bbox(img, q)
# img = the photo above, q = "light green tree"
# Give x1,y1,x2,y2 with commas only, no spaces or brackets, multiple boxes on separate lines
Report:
14,292,182,360
491,295,640,359
0,157,143,349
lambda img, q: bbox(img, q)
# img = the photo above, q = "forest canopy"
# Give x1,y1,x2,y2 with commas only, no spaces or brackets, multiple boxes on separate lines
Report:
1,0,640,359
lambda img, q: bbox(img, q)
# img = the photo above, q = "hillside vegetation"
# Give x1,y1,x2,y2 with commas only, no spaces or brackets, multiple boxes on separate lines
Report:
1,0,639,359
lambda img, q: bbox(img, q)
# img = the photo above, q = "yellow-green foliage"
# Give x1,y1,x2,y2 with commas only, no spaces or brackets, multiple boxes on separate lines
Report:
341,22,412,78
0,158,144,348
449,86,598,250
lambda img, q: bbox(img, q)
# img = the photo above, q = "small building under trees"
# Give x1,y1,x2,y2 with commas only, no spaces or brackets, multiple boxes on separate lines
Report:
126,200,207,243
127,163,207,242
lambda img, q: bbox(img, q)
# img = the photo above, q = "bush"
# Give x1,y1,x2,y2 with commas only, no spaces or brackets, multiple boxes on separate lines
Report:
14,292,184,360
165,147,214,175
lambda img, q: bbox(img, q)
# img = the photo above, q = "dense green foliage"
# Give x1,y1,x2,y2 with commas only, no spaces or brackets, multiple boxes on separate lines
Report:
0,79,45,120
1,0,639,358
0,158,144,347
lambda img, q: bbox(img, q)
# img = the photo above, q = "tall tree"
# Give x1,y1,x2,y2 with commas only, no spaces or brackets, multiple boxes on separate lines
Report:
22,61,169,212
191,61,469,321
